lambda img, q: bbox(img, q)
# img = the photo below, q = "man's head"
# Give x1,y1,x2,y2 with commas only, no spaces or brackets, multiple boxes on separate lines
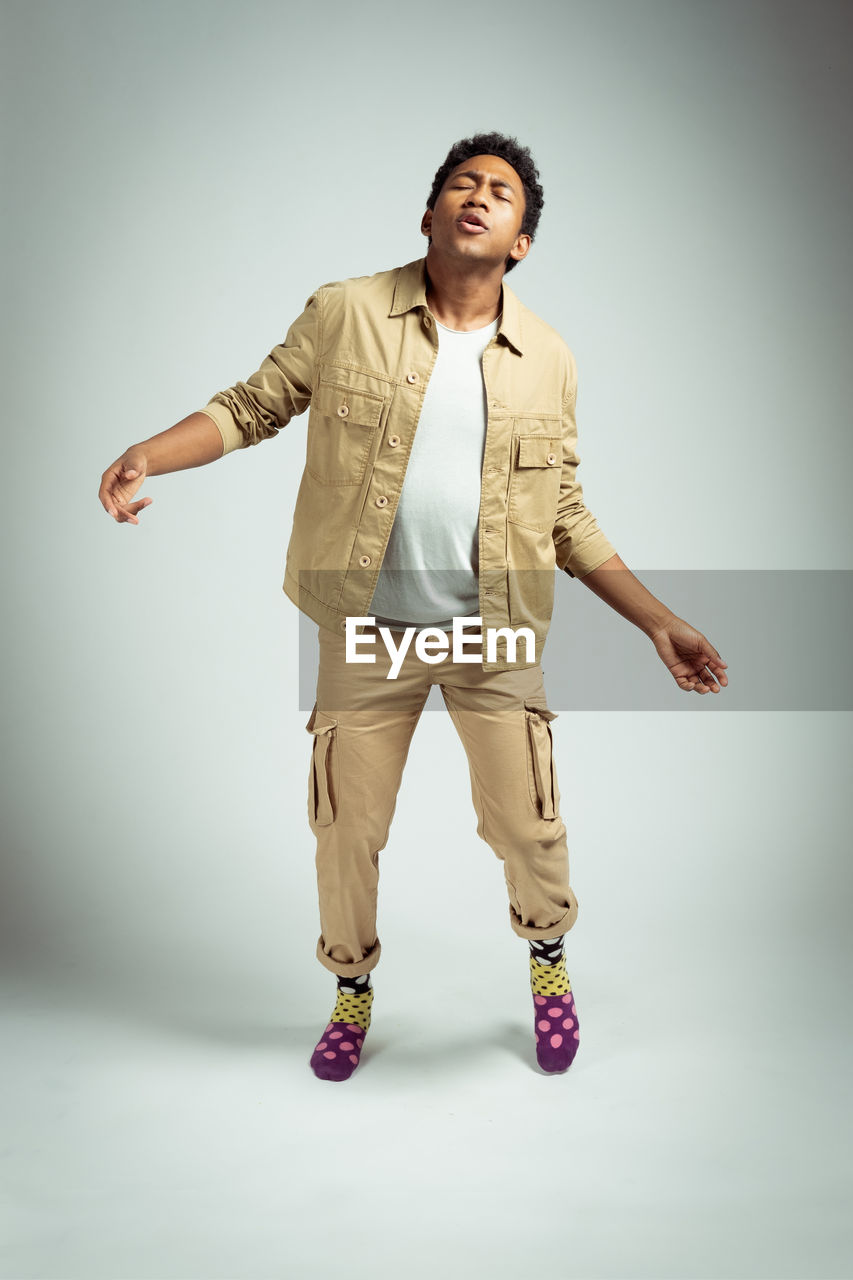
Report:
422,132,544,274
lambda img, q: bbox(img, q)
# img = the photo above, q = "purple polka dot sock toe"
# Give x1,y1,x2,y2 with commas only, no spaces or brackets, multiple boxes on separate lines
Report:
310,973,373,1082
529,937,579,1072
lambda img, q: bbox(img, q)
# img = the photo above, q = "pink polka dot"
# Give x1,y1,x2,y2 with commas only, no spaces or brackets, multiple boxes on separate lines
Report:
324,1051,336,1059
534,996,546,1006
548,1006,562,1017
562,1017,574,1029
550,1033,563,1048
325,1023,334,1032
356,1037,363,1047
573,1029,579,1039
340,1041,354,1051
349,1054,358,1064
316,1042,328,1050
561,994,572,1004
346,1024,362,1034
538,1020,550,1031
329,1031,342,1040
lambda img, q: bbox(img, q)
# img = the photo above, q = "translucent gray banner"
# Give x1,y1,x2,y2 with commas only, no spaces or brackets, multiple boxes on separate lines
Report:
296,571,853,711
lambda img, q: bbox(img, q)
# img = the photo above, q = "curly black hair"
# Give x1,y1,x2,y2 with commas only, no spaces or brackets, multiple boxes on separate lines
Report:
425,131,544,273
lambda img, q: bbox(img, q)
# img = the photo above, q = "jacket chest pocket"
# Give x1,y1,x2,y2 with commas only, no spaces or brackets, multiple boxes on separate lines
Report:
508,432,562,532
306,380,386,486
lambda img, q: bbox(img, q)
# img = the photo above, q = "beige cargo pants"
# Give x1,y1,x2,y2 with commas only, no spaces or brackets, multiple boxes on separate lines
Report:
305,623,579,978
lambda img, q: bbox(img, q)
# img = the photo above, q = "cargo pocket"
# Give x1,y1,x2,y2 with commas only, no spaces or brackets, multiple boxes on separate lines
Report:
524,701,560,819
305,703,339,826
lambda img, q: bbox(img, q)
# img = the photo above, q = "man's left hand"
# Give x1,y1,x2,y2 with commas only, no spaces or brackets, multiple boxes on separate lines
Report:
649,618,729,695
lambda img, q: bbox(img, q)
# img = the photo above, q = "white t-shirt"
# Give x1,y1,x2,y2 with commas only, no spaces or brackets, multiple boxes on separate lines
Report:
369,314,500,629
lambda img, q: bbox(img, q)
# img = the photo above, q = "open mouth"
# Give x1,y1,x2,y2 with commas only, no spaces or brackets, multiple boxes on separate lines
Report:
458,214,488,233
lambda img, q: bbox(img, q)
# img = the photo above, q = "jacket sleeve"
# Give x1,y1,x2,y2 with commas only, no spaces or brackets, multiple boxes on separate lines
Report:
552,346,617,579
198,289,322,455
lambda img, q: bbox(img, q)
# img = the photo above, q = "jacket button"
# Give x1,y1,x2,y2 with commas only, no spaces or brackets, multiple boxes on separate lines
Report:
423,315,432,328
547,453,557,465
337,404,350,418
406,372,419,384
359,555,371,567
375,496,389,507
388,434,400,447
340,619,347,629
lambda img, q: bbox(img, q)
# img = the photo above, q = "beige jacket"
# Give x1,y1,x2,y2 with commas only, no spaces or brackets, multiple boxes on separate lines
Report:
199,257,616,671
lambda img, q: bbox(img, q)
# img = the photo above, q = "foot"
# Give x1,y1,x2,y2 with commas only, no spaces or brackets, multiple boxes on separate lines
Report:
310,1021,368,1081
310,983,373,1081
529,949,579,1072
532,989,579,1072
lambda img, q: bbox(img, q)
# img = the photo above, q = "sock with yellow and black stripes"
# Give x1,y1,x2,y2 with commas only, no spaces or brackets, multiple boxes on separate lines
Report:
310,972,373,1082
529,936,580,1072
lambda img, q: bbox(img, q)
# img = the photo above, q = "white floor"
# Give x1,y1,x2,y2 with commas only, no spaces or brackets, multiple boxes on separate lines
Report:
2,932,851,1280
3,713,852,1279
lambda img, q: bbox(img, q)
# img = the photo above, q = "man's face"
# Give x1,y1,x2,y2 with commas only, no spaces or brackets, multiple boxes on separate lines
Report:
422,153,530,272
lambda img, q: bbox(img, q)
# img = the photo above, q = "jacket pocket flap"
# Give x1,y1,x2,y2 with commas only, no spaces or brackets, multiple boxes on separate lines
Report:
305,703,338,735
517,436,561,468
523,700,558,722
314,380,384,429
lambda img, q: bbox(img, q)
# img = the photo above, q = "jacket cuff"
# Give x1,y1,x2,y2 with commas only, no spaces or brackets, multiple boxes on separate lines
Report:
198,404,245,457
563,536,618,580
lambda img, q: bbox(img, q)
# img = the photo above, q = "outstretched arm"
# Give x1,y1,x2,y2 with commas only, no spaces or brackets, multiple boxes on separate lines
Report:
99,411,224,524
577,553,729,695
99,286,322,525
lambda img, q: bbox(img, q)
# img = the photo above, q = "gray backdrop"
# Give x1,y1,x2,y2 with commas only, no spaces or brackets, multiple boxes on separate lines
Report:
2,1,851,1278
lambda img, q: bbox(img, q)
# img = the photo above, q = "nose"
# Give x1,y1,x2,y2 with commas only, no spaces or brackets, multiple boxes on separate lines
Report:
463,183,489,208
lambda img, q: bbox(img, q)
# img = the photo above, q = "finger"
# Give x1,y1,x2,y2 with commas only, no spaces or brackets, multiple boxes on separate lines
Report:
104,497,129,521
99,478,120,517
114,505,139,524
110,495,152,524
702,647,727,669
681,652,719,691
695,661,720,693
700,652,729,691
679,670,709,694
121,498,151,524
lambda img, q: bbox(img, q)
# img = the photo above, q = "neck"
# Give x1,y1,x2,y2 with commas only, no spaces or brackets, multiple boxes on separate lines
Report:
424,249,504,331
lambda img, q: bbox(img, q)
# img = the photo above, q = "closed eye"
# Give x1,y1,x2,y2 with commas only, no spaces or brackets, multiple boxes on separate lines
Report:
452,183,511,201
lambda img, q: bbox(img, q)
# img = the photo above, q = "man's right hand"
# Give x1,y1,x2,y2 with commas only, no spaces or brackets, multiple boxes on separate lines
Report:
99,447,153,524
99,413,226,523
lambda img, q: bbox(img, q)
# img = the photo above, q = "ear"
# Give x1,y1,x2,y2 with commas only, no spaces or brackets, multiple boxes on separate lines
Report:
421,209,432,239
508,232,531,264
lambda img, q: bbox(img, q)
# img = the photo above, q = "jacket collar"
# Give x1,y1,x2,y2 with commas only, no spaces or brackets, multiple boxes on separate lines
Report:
389,257,524,356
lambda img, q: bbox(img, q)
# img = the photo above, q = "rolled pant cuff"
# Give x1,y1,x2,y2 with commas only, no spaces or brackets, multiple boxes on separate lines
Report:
508,899,578,941
315,934,382,978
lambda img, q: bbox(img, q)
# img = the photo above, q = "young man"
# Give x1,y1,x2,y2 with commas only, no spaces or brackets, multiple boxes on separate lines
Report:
99,132,727,1082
